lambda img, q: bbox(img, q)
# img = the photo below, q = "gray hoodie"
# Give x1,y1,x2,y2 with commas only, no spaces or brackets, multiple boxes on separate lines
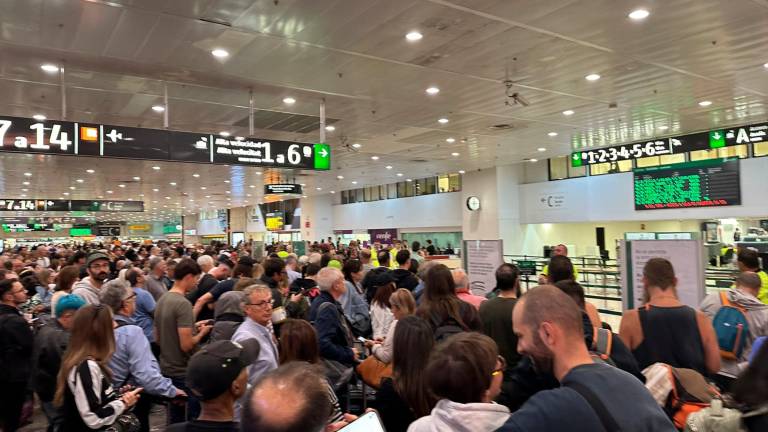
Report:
71,277,103,305
407,399,510,432
700,288,768,376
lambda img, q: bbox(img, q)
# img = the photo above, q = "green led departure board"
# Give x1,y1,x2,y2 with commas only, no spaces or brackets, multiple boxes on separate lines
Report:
634,158,741,210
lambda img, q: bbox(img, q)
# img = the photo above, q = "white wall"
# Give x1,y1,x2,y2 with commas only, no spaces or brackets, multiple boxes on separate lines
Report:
304,195,335,241
519,157,768,223
462,168,501,240
332,192,462,231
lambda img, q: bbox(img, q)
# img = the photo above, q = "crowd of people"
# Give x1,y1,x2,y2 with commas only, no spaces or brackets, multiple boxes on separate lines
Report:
0,238,766,431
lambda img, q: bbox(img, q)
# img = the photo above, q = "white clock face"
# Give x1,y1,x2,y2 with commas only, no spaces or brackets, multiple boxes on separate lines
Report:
467,196,481,211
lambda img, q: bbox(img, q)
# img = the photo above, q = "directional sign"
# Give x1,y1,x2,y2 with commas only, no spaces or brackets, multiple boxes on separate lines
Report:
0,199,144,212
572,122,763,167
0,115,331,170
264,184,303,195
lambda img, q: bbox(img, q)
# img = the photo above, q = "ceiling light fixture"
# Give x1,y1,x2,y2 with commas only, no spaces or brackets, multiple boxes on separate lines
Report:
118,184,125,188
538,147,547,152
76,179,84,183
86,169,95,174
133,176,140,181
459,170,466,174
337,175,344,179
22,181,29,185
385,165,393,170
283,97,296,104
548,132,558,137
200,187,206,190
151,105,165,113
396,173,403,177
371,156,379,160
530,158,538,162
446,137,455,143
211,48,230,58
628,9,650,20
106,190,113,194
325,125,335,132
62,192,69,196
585,73,601,81
451,152,460,157
152,166,160,170
352,143,362,149
192,173,200,178
438,118,449,124
69,186,76,190
219,131,231,137
169,182,176,186
32,114,46,121
562,110,575,116
40,63,60,73
658,125,669,131
152,188,159,192
426,87,440,95
698,100,713,107
405,31,423,41
316,187,322,191
24,172,31,177
352,181,358,185
406,179,413,182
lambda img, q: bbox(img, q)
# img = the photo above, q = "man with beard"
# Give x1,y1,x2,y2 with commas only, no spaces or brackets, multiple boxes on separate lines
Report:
72,251,111,305
496,286,673,432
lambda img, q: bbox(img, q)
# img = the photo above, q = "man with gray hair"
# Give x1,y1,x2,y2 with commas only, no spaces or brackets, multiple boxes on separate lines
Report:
308,267,358,366
101,279,184,432
285,254,301,285
231,284,279,418
452,268,486,310
700,271,768,390
186,254,220,320
145,256,168,301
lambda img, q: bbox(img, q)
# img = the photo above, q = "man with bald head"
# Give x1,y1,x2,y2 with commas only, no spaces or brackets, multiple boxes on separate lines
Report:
496,285,673,431
241,363,330,432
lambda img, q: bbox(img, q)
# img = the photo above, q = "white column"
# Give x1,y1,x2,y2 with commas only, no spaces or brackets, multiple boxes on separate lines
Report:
301,194,334,242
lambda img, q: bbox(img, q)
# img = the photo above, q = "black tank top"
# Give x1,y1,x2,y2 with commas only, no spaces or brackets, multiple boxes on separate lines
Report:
632,304,707,375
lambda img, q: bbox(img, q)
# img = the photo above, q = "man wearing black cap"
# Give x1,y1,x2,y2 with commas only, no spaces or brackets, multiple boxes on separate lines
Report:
72,251,111,304
166,339,259,432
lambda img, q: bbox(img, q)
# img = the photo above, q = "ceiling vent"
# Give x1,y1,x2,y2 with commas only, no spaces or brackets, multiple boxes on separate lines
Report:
410,159,429,163
489,123,514,130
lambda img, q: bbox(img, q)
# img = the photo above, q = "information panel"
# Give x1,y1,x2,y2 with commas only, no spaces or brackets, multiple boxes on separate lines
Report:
264,184,303,195
0,199,144,212
265,212,284,231
0,115,331,170
572,122,767,167
633,159,741,210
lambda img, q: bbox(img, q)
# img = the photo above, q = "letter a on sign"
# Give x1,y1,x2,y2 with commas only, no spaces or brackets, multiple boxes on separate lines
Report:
736,128,750,144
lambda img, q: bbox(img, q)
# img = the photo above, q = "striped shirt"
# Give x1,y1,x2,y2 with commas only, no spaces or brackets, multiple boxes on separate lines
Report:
63,359,126,431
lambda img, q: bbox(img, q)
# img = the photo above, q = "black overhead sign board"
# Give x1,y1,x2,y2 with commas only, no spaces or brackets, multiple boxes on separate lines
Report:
0,115,331,170
572,121,767,167
264,184,303,195
0,199,143,212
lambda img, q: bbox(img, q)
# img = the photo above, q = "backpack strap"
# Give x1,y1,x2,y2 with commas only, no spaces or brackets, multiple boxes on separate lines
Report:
565,380,623,432
719,291,730,307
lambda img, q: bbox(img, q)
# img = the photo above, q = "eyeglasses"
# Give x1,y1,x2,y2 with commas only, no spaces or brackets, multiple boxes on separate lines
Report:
491,355,507,377
245,299,273,308
124,293,137,302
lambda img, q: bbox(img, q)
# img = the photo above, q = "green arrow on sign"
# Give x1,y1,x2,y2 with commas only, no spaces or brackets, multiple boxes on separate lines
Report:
571,152,583,167
314,143,331,170
709,130,725,148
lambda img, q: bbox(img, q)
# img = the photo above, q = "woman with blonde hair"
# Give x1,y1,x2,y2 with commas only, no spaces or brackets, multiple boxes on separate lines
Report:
55,305,142,431
366,288,416,364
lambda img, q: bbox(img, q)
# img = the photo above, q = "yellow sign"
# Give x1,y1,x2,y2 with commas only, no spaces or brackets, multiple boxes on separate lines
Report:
265,213,284,231
129,224,151,231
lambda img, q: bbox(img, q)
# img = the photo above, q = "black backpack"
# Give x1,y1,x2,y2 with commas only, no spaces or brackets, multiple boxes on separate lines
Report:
433,316,467,342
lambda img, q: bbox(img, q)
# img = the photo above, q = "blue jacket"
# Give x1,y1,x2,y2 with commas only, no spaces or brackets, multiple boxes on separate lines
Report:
109,315,176,398
309,291,355,366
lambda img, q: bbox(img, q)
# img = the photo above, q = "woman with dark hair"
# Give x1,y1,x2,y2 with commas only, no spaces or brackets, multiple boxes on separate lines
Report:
342,260,364,295
416,264,481,341
51,265,81,320
371,315,436,432
729,342,768,430
278,319,344,424
370,275,397,340
338,259,371,337
409,332,509,432
55,305,141,431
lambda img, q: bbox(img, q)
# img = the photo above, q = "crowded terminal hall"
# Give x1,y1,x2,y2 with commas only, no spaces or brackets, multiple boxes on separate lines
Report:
2,1,768,431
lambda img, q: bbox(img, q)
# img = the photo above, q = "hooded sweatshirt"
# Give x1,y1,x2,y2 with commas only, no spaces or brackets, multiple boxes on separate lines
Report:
700,288,768,376
209,291,246,343
71,277,103,305
407,399,510,432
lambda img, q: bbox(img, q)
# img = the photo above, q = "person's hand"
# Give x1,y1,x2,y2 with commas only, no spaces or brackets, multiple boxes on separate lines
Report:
374,337,384,343
119,384,135,395
120,387,142,408
289,293,303,303
352,347,360,360
364,340,378,349
198,323,213,336
326,414,358,431
174,388,187,398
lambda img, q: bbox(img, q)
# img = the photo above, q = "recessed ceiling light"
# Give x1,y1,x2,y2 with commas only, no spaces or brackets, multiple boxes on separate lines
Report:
97,196,104,199
22,181,30,185
75,179,84,183
337,175,344,179
537,147,547,152
426,87,440,95
165,196,171,200
249,185,255,188
548,132,558,137
446,137,455,143
86,169,95,174
200,186,207,190
62,192,69,196
562,110,575,116
300,183,307,187
405,31,423,41
106,190,113,194
628,9,650,20
211,48,230,58
40,63,60,73
316,187,322,191
152,188,159,192
530,158,538,162
219,131,230,137
451,152,460,157
151,105,165,113
585,74,601,81
32,114,46,121
152,166,160,170
69,186,76,190
330,191,336,194
192,173,200,178
169,182,176,186
283,97,296,104
325,125,336,132
205,195,211,198
226,191,231,194
256,171,262,175
224,180,230,183
139,194,144,197
133,176,140,181
458,170,466,174
21,189,27,192
406,179,413,182
352,143,362,149
371,156,379,160
658,125,669,131
438,118,449,124
698,100,712,107
385,165,393,170
396,173,403,177
23,172,32,177
352,181,358,185
764,62,768,69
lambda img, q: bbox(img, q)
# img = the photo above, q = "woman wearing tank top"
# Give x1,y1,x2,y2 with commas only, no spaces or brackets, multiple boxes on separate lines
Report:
618,258,720,376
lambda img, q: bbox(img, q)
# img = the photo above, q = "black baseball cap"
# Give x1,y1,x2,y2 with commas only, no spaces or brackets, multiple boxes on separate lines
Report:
186,339,260,401
370,271,396,287
86,251,110,267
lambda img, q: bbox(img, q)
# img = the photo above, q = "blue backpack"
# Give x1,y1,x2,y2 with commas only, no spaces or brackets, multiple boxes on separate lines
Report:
712,291,750,360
